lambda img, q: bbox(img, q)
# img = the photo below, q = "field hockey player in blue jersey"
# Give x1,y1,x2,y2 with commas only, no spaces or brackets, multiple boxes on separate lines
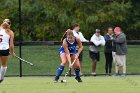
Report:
54,29,83,82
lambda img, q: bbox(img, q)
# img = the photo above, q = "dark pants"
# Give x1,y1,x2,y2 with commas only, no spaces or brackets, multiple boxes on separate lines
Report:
105,52,113,74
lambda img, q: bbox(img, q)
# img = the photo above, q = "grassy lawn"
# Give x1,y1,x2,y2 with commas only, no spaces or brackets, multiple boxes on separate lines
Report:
6,45,140,76
0,76,140,93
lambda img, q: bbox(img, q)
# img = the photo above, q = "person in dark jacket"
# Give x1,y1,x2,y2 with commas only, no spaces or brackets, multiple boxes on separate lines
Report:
104,27,114,76
113,27,127,76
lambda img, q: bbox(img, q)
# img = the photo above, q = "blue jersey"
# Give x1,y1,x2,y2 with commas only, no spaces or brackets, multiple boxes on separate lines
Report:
59,37,77,54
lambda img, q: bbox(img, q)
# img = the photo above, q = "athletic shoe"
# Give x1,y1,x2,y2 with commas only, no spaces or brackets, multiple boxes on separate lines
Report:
0,79,3,83
91,72,96,76
106,73,112,76
105,74,109,76
121,74,126,77
109,73,112,76
75,77,82,82
53,77,59,83
112,73,118,76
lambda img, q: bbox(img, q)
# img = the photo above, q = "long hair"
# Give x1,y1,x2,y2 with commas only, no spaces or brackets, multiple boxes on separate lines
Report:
1,22,10,29
61,29,71,41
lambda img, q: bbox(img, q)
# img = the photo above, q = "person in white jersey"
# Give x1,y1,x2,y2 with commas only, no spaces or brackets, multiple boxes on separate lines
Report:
0,21,15,83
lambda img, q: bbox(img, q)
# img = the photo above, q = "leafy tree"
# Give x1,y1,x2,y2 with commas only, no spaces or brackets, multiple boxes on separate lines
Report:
0,0,139,41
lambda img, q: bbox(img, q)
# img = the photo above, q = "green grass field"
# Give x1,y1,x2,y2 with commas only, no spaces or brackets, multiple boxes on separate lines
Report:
6,45,140,76
0,76,140,93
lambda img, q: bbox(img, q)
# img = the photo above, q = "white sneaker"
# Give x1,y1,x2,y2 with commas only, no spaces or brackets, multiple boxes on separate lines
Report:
91,72,96,76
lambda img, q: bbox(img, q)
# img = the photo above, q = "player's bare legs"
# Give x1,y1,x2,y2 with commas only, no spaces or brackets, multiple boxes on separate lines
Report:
60,54,67,66
0,56,8,82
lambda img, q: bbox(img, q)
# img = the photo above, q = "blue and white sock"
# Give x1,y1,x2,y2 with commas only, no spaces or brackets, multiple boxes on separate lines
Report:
74,68,80,77
56,65,64,78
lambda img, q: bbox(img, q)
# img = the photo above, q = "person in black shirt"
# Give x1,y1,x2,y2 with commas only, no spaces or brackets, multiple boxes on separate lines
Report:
104,27,114,76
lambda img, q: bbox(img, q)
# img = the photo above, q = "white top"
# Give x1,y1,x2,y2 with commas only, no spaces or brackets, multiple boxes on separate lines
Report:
89,34,105,52
0,28,10,50
73,30,88,42
90,34,105,46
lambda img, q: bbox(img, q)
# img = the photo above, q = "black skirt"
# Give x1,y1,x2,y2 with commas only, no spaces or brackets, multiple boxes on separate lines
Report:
0,49,9,56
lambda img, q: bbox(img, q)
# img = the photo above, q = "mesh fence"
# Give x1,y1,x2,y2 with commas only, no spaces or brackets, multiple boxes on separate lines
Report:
1,0,140,76
6,43,140,76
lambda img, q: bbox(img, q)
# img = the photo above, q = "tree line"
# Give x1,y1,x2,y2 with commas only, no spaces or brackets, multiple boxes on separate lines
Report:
0,0,139,41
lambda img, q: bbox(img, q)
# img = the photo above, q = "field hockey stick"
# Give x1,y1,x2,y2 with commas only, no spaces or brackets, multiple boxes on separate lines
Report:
15,55,34,66
10,53,42,70
69,67,72,77
61,59,77,82
15,55,42,70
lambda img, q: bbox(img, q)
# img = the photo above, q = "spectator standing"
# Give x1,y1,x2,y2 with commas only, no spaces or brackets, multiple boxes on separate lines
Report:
104,27,114,76
89,29,105,76
113,27,127,76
